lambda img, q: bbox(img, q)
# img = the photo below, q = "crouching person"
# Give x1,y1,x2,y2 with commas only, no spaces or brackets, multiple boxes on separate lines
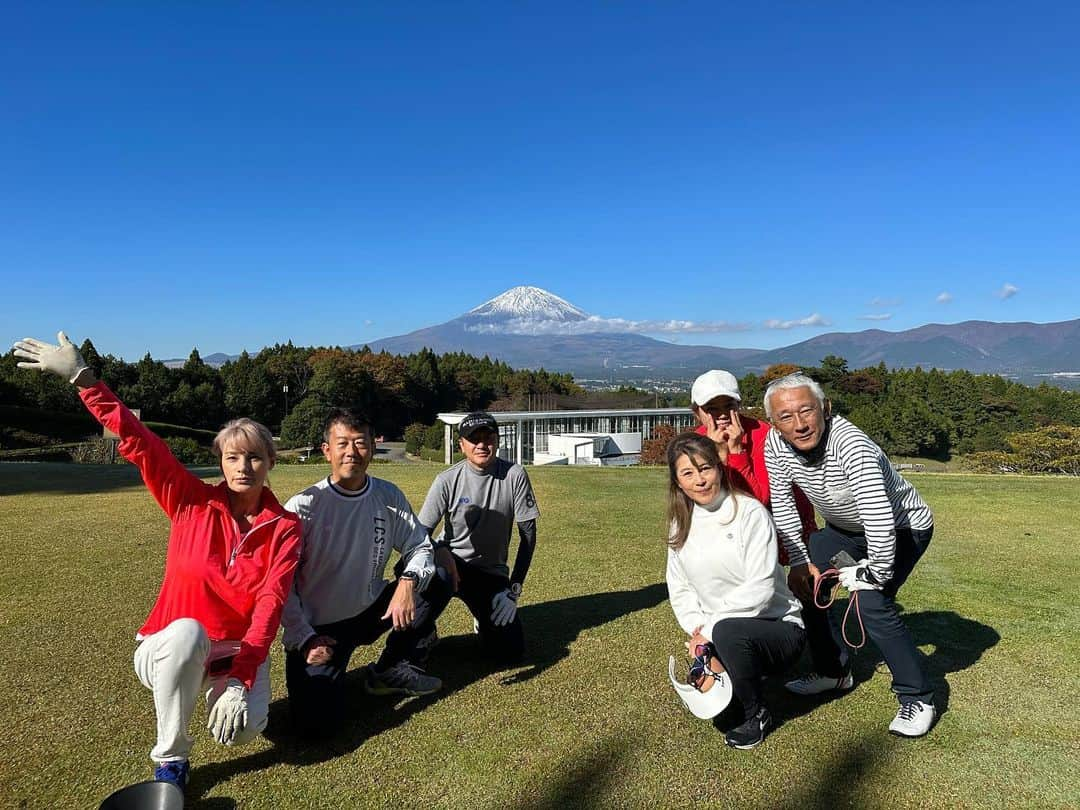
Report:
418,412,540,666
12,333,301,794
281,409,449,738
665,433,806,750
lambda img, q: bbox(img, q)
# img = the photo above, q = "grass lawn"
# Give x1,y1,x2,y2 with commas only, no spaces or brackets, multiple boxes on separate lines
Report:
1,462,1077,809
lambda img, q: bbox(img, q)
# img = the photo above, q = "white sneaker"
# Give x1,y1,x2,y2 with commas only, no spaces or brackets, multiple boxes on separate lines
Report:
363,661,442,696
784,672,855,696
889,701,936,737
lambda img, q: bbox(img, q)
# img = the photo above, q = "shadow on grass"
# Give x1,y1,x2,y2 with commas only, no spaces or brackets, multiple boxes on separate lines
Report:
770,730,892,810
773,606,1000,728
518,736,633,810
185,584,667,806
748,607,1000,740
0,462,221,496
506,582,669,684
850,607,1001,716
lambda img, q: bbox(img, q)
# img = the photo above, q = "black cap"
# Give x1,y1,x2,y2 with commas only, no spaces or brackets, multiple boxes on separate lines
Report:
458,412,498,440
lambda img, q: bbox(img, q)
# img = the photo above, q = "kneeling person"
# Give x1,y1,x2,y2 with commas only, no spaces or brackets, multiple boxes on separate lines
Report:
282,409,445,737
419,412,540,664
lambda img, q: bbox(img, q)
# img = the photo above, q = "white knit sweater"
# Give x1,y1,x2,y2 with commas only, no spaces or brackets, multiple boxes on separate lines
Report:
666,491,803,635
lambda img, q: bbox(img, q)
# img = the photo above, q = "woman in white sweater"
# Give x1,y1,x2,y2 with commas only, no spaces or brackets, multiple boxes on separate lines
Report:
665,432,806,749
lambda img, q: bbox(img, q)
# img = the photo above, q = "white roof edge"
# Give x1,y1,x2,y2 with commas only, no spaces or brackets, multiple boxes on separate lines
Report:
436,407,690,424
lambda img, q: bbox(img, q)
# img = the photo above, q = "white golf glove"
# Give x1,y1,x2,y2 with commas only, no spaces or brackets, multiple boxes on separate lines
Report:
838,560,882,592
207,678,248,745
12,332,92,385
490,585,520,627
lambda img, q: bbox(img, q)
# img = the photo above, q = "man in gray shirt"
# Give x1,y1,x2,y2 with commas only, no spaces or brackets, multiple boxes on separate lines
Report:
419,412,540,663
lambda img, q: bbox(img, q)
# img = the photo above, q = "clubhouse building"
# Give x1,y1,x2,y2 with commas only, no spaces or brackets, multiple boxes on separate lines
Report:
436,407,697,466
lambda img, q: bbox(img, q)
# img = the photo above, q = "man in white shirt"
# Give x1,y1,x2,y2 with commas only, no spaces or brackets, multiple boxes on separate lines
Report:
281,409,449,737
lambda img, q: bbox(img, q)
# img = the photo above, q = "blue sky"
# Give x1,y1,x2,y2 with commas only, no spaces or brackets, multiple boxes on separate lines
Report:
4,2,1079,360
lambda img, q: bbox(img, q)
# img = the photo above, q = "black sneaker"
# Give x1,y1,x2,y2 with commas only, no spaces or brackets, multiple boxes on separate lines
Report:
724,707,772,750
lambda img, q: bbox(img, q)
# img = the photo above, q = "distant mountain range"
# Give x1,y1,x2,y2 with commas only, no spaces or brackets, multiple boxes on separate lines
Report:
363,287,1080,384
168,286,1080,386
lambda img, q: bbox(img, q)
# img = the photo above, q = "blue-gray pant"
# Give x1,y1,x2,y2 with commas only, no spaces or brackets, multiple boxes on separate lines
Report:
802,524,934,705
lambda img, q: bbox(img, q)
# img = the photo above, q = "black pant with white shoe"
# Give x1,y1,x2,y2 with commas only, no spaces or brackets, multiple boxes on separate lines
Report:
710,617,806,721
801,524,934,704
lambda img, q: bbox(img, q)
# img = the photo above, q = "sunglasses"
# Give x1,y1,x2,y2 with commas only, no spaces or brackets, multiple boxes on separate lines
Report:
687,642,721,690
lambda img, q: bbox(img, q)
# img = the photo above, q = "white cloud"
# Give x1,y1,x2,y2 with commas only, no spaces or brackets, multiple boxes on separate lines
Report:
996,283,1019,299
364,319,374,326
936,292,953,304
464,316,753,336
762,313,831,330
858,313,893,321
869,296,901,307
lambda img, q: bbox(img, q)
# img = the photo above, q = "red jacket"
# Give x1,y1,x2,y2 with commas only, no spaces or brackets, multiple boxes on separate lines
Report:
695,415,817,563
80,383,301,688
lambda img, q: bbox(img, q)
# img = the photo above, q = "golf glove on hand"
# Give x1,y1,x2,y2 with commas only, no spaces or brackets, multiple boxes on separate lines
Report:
12,332,92,385
207,678,248,745
490,587,519,627
838,560,882,592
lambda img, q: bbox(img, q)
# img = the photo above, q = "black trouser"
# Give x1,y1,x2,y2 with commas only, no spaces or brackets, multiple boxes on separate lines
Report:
710,617,806,721
429,553,525,664
800,524,934,704
285,574,451,736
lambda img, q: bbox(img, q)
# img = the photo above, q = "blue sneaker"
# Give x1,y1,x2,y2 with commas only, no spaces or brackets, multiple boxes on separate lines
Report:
153,759,189,792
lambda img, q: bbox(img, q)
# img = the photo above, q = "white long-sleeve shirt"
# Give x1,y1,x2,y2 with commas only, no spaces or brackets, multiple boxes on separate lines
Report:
666,491,803,635
280,476,434,651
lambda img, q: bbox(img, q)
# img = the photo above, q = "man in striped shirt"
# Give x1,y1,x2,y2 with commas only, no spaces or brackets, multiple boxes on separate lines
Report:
763,373,936,737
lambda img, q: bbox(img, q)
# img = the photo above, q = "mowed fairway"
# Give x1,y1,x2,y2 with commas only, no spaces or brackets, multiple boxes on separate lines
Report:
1,462,1077,809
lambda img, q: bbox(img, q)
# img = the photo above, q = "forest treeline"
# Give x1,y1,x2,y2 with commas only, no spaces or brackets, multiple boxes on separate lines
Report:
2,343,1078,467
0,341,581,451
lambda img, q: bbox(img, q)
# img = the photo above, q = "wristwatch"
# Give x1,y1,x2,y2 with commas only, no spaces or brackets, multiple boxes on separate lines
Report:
509,581,522,598
400,571,419,584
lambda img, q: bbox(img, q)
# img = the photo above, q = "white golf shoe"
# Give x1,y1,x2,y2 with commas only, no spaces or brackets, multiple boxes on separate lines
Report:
889,700,936,737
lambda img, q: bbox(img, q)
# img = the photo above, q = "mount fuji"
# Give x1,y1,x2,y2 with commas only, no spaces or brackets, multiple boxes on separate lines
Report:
362,286,762,376
363,286,1080,383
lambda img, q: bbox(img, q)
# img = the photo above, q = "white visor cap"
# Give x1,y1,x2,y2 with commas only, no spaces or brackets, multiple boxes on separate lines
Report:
690,370,741,407
667,655,733,719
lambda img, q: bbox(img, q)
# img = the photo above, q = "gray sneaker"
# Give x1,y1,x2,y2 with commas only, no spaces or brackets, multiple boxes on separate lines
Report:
363,661,442,696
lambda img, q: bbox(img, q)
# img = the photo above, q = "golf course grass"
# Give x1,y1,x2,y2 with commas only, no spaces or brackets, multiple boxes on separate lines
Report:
1,462,1077,809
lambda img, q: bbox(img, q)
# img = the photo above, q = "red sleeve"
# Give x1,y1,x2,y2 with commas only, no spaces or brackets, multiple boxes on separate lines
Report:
727,451,769,504
230,518,302,688
726,419,772,504
79,382,206,519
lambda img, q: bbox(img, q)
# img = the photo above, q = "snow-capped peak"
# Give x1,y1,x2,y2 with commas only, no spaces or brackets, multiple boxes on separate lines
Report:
467,286,589,322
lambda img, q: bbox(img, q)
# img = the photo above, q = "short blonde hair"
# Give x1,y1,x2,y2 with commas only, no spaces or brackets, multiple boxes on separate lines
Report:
213,418,277,464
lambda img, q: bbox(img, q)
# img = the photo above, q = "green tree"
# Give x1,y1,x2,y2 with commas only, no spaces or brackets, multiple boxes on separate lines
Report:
220,351,276,426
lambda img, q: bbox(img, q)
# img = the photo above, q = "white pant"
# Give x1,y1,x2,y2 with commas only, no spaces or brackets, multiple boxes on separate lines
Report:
133,618,270,763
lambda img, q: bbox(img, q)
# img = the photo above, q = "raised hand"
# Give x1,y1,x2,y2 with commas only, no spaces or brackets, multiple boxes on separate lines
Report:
12,332,95,386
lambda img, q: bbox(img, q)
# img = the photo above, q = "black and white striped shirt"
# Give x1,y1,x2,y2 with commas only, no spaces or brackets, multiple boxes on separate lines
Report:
763,416,933,583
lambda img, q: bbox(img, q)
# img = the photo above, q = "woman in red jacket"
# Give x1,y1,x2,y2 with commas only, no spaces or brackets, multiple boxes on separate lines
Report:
690,370,818,579
14,332,301,794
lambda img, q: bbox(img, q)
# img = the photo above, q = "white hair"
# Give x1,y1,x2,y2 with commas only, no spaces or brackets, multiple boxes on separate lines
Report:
763,373,826,419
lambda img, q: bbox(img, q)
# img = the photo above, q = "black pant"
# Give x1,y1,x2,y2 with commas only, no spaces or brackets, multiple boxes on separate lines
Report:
285,575,450,736
710,617,806,721
801,524,934,704
427,554,525,664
